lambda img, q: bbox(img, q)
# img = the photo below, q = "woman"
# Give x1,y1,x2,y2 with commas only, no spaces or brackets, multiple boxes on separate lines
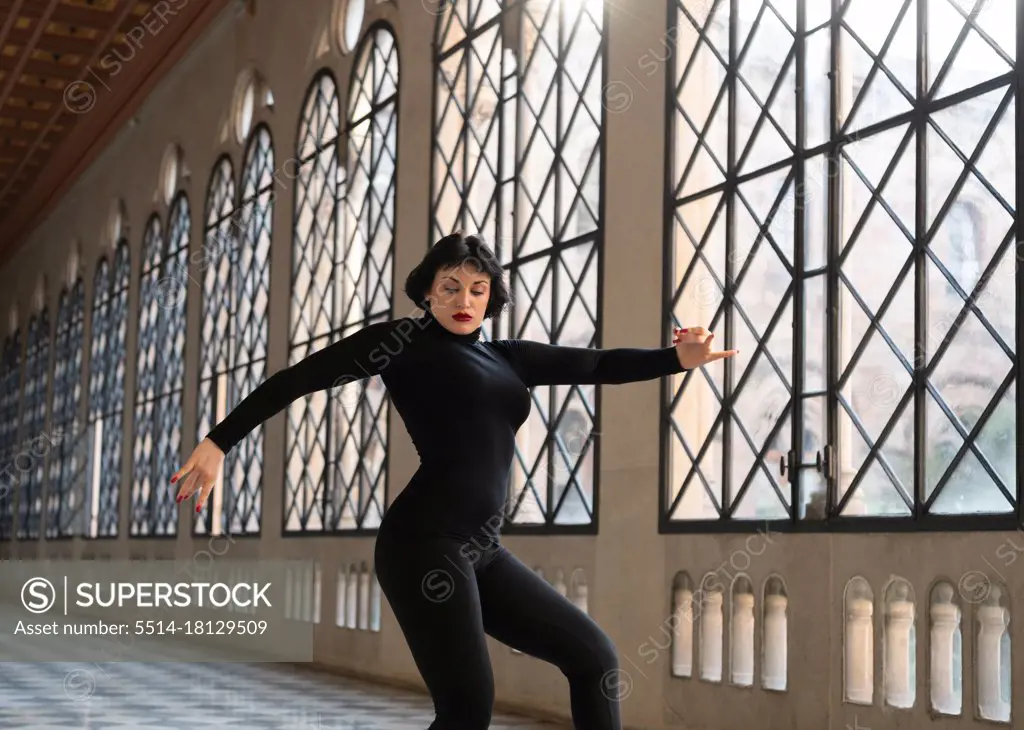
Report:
171,232,737,729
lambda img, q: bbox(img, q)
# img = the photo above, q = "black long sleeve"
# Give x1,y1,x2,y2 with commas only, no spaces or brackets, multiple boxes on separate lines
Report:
490,339,686,387
200,310,688,540
205,320,400,454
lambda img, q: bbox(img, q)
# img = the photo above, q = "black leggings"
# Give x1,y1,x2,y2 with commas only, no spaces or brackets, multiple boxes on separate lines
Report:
374,532,622,729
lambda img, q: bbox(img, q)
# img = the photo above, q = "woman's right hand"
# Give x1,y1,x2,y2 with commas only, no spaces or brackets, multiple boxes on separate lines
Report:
171,438,225,513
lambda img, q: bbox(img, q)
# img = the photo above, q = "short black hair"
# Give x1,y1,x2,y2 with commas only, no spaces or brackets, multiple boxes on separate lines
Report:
404,232,511,320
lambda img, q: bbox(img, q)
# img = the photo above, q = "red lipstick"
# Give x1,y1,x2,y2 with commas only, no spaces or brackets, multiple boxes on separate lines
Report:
453,313,472,322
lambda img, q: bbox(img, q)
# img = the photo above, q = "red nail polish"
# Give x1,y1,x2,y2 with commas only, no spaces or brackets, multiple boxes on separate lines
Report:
681,328,688,333
196,504,201,513
170,475,177,484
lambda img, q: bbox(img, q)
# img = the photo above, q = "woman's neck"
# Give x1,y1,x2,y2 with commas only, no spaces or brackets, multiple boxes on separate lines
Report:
419,308,482,345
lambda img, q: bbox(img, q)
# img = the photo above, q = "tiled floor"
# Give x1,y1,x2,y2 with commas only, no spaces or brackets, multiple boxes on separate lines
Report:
0,660,561,729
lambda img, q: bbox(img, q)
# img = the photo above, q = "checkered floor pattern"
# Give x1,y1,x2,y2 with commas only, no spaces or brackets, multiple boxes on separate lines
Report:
0,661,561,729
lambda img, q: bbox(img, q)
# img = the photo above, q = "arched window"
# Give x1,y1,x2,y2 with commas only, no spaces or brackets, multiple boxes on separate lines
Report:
0,330,22,541
664,0,1016,529
86,241,130,538
287,25,398,533
432,0,605,529
197,156,236,534
46,278,85,538
132,195,191,536
197,159,236,493
196,135,271,536
288,71,342,533
18,307,50,540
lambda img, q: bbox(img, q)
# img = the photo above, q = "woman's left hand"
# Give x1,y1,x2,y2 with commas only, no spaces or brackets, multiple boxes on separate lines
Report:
671,326,739,369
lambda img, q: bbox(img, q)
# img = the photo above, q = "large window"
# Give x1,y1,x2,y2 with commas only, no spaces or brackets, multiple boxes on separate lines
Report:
45,279,85,538
664,0,1017,529
432,0,605,531
132,196,191,536
197,130,272,537
288,71,341,534
197,157,238,536
86,242,130,538
286,24,398,533
17,308,50,540
0,330,21,541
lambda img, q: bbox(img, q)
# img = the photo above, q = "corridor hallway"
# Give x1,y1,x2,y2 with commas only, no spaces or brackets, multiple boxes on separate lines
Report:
0,661,558,729
0,0,1020,728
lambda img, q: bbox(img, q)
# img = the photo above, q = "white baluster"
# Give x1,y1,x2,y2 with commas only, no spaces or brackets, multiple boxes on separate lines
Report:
671,587,693,677
233,567,243,615
370,573,381,632
301,562,312,622
335,567,347,627
284,561,295,621
295,562,307,622
700,590,723,682
227,567,237,614
845,590,874,704
885,595,914,707
234,568,243,615
570,569,588,615
572,584,588,615
346,565,358,628
358,564,370,630
554,569,568,597
763,593,788,690
978,586,1010,722
312,562,322,625
731,592,755,686
930,583,960,715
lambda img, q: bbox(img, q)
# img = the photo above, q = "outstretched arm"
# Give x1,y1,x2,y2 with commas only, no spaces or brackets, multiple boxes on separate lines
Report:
204,319,399,454
492,326,736,387
493,339,682,387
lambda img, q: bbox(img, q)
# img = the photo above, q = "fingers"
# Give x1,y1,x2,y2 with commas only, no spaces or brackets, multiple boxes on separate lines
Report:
674,326,710,343
176,466,214,505
706,349,740,362
176,473,214,513
170,457,195,485
674,327,739,364
176,470,200,500
196,480,216,513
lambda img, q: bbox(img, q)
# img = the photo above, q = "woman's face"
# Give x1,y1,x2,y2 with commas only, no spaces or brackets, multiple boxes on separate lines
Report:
427,262,491,335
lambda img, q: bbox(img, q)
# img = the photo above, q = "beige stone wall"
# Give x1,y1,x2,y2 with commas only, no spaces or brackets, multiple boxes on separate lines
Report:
0,1,1021,728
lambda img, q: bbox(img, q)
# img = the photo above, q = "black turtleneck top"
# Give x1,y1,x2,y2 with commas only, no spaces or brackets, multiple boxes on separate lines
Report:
206,311,685,540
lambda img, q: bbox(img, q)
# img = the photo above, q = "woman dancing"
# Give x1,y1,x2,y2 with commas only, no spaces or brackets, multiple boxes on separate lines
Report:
171,232,737,729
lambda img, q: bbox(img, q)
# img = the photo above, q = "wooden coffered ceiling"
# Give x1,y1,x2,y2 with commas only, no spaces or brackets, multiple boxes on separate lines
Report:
0,0,231,265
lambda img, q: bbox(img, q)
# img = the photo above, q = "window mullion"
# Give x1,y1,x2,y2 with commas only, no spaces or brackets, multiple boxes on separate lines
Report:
912,0,927,521
791,0,807,526
825,0,841,520
1017,0,1024,525
723,0,738,517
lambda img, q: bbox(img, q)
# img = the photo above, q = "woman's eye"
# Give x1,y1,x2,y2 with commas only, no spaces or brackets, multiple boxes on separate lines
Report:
472,290,485,296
